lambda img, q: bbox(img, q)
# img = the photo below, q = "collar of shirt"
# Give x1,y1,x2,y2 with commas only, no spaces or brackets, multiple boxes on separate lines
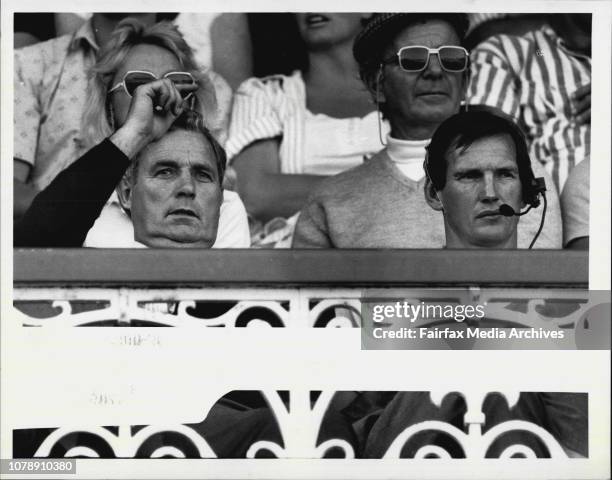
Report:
386,134,429,181
69,18,99,53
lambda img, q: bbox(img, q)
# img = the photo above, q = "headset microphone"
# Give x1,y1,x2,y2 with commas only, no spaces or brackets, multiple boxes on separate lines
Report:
495,176,547,248
499,204,516,216
499,204,533,217
496,176,548,249
423,108,549,249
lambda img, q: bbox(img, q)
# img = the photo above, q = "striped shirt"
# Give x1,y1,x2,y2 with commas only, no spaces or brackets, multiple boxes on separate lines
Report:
226,71,306,172
468,26,591,190
226,71,386,174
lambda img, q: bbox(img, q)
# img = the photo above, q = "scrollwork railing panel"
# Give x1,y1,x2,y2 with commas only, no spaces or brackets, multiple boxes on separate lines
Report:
15,288,602,337
21,389,576,460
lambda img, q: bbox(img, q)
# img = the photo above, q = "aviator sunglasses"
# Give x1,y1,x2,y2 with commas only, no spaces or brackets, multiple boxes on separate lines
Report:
384,46,469,73
109,70,197,99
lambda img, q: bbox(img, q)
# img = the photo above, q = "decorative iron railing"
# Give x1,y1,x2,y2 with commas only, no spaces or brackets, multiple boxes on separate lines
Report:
6,249,605,477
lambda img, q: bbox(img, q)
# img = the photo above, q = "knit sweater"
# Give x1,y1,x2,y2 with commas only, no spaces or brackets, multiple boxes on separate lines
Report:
293,149,562,249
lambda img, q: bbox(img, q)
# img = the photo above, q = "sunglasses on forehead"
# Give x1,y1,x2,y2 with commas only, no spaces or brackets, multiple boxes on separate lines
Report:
108,70,197,99
383,46,469,73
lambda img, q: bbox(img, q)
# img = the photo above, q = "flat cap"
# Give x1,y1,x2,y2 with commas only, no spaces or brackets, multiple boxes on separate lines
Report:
353,13,469,66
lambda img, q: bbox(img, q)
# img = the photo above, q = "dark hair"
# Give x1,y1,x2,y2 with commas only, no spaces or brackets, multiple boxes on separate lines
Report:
424,106,537,204
353,13,469,82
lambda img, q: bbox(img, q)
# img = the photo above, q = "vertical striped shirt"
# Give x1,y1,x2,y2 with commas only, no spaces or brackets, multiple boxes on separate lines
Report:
468,26,591,190
226,71,386,174
226,71,306,172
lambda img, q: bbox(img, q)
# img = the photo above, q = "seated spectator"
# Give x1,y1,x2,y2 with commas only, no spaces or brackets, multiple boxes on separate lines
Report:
561,158,590,250
424,108,548,249
293,12,561,248
16,82,281,445
362,110,586,459
14,76,221,248
115,121,225,249
226,13,388,247
13,13,232,218
76,19,248,247
468,13,591,191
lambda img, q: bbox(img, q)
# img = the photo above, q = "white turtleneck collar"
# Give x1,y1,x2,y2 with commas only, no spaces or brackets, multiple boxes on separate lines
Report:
386,135,430,181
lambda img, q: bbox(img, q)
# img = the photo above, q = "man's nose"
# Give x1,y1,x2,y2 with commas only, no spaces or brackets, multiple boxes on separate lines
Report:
176,170,196,197
480,173,499,201
423,52,443,77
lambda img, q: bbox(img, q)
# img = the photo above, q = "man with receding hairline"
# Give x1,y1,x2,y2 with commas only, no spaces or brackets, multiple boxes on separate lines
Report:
14,78,224,248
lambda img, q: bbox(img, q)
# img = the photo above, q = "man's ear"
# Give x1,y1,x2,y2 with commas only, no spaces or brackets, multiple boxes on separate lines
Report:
364,65,386,105
116,172,133,213
424,178,444,212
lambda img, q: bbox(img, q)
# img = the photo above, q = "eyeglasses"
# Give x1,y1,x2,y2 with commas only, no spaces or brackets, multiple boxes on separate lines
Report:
383,46,469,73
109,70,197,99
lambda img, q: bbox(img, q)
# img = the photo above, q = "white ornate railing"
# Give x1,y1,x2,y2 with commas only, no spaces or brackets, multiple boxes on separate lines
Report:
28,389,573,460
12,249,591,331
382,390,568,459
13,287,362,328
7,249,605,477
13,286,599,336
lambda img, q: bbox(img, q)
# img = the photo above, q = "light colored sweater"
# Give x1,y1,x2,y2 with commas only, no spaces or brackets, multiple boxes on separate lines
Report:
293,148,562,249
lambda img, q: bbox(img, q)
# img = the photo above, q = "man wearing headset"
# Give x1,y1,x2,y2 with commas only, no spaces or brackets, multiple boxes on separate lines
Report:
358,109,586,458
292,13,561,249
424,107,547,249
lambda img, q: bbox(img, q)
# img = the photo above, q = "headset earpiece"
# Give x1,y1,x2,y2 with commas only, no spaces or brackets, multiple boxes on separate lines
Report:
527,176,546,208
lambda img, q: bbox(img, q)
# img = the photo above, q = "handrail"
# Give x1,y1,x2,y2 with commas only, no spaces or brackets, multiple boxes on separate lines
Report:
13,249,588,287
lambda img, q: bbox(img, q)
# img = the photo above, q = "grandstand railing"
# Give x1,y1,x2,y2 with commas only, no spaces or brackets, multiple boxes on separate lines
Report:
13,249,588,287
8,249,602,476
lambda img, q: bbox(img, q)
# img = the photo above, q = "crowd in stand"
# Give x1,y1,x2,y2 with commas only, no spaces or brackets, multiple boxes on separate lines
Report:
12,12,591,459
13,12,591,251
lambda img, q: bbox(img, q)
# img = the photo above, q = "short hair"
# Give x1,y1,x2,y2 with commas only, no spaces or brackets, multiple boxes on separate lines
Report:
126,110,227,187
353,13,469,85
424,106,536,202
82,19,219,148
